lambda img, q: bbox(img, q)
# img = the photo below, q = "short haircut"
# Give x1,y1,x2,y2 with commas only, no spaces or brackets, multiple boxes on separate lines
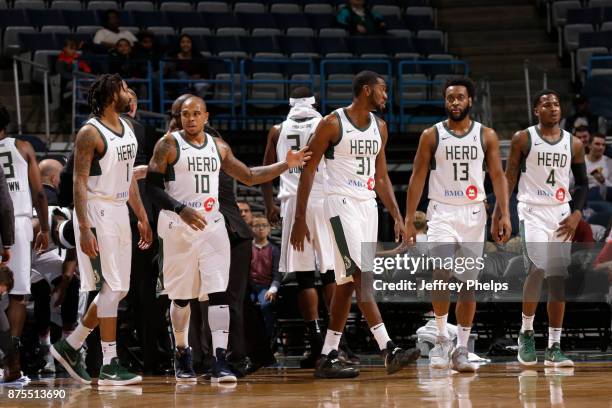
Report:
353,70,384,97
252,214,268,224
237,200,251,209
0,266,14,293
589,133,606,144
0,104,9,132
443,77,475,99
290,86,314,99
532,89,561,108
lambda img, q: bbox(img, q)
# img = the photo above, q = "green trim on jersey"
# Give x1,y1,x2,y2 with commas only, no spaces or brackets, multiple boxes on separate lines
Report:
430,126,439,170
521,129,531,173
342,108,372,132
95,116,125,138
88,124,108,177
534,125,564,146
169,134,180,166
480,125,487,170
89,227,104,291
179,130,209,150
569,131,574,162
329,215,357,277
211,135,223,163
325,111,344,160
442,119,475,138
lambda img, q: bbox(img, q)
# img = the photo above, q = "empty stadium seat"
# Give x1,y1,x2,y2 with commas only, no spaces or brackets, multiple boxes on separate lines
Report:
552,0,581,27
3,26,35,53
234,2,266,14
236,12,277,31
87,1,119,11
41,25,71,34
270,3,301,13
303,4,333,14
372,5,401,17
50,0,81,10
160,2,191,12
196,1,229,13
124,1,155,12
166,12,204,29
13,0,45,9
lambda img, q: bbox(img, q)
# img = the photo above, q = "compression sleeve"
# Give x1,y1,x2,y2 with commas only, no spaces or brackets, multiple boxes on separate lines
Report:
146,171,185,213
571,162,588,211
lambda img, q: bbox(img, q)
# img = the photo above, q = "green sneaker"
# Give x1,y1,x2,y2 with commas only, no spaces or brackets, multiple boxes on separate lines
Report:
544,343,574,367
98,357,142,385
517,330,537,365
51,339,91,384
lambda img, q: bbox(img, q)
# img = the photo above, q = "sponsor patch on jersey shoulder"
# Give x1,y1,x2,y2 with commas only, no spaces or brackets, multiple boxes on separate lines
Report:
203,197,216,212
555,188,566,202
465,185,478,200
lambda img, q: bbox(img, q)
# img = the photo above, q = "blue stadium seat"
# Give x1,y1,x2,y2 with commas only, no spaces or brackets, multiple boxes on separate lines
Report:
274,13,311,30
242,35,281,56
566,7,602,25
306,12,336,31
236,12,277,31
166,11,205,29
0,10,29,27
26,9,66,28
384,36,418,58
404,14,434,31
384,14,408,30
347,36,387,56
208,35,244,55
316,36,351,56
18,32,58,51
580,31,612,48
131,10,167,27
413,37,444,55
63,10,99,27
280,35,318,57
203,12,241,30
604,7,612,21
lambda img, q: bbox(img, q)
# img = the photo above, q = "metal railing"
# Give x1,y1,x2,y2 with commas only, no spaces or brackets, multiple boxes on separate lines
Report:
13,56,51,142
523,59,549,124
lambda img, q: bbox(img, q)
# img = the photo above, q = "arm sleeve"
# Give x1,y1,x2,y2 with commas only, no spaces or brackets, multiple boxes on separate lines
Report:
0,167,14,247
145,171,183,212
269,244,281,292
571,162,588,211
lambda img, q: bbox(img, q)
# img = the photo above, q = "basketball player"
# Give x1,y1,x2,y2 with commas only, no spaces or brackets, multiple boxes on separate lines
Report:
146,96,309,382
0,103,49,377
262,87,337,368
291,71,420,378
497,90,588,367
404,78,511,372
51,74,153,385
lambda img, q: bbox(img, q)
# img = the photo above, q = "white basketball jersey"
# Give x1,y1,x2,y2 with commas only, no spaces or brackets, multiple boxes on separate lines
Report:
276,116,325,201
0,137,32,217
428,120,486,205
518,126,572,205
85,117,137,204
324,108,381,200
164,131,221,216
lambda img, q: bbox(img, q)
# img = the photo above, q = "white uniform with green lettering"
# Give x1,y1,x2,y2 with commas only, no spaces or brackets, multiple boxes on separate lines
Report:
323,108,381,285
157,131,230,300
73,117,137,292
518,126,573,275
0,137,33,294
277,117,334,273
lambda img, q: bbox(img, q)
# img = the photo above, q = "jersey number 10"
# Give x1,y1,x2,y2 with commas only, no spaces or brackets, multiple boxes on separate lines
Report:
194,174,210,193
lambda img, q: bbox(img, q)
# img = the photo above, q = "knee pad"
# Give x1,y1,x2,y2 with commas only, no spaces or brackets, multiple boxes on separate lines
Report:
94,283,127,318
172,299,190,308
320,269,336,286
208,291,229,306
296,271,316,290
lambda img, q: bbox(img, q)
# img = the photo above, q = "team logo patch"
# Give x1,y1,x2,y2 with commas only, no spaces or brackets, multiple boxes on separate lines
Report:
203,197,216,212
555,188,566,202
465,185,478,200
343,255,352,270
367,177,375,191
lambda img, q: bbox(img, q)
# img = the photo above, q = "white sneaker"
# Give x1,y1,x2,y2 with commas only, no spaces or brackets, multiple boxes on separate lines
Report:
429,336,453,369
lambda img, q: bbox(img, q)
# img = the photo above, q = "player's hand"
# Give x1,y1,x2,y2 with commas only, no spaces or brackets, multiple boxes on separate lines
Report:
179,206,207,231
394,217,407,243
34,230,50,253
285,146,312,168
290,217,310,252
266,204,281,226
1,247,11,265
79,226,99,258
404,218,418,246
494,214,512,243
264,290,277,302
556,211,581,242
137,219,153,250
356,24,367,34
133,165,148,180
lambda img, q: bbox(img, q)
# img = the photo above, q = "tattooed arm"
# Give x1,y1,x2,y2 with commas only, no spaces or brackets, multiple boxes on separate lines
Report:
73,125,104,258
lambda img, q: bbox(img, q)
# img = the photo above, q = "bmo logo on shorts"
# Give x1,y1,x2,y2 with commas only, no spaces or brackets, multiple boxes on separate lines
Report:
203,197,216,212
555,188,566,202
465,185,478,200
367,177,375,191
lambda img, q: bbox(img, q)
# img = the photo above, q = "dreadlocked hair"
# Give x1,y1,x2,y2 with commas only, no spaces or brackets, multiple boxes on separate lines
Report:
87,73,124,116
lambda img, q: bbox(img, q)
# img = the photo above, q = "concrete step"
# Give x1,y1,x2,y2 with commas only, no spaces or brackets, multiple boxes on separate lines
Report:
452,42,557,57
448,29,552,47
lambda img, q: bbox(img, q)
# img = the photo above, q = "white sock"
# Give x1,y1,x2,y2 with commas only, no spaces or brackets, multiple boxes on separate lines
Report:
457,325,471,349
370,323,392,351
208,305,230,352
101,341,117,365
435,314,449,338
548,327,562,348
39,332,51,346
521,313,535,332
321,330,343,355
170,301,191,349
66,323,92,350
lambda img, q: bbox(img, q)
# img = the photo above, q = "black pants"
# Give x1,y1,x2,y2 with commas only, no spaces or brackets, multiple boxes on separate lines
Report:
31,277,79,337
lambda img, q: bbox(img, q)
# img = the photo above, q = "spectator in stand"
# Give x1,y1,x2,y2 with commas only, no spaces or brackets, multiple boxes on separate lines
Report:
133,31,160,78
337,0,386,35
238,201,253,226
586,133,612,202
56,38,92,128
109,39,139,79
248,215,281,345
574,120,591,155
561,94,607,136
166,34,208,98
39,159,64,206
93,10,137,50
413,211,428,242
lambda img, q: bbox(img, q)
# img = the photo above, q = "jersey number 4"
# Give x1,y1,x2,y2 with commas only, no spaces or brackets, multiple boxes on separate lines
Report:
0,152,15,179
546,169,556,187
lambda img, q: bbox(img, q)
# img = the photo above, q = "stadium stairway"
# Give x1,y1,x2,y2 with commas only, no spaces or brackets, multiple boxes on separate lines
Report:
435,0,572,137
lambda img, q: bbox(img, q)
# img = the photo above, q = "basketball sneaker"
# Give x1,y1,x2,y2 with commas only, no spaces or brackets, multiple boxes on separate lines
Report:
98,357,142,386
544,343,574,367
211,348,237,383
429,336,453,369
51,338,91,384
451,346,476,372
517,330,537,365
39,344,56,374
314,350,359,379
174,347,196,382
384,341,420,374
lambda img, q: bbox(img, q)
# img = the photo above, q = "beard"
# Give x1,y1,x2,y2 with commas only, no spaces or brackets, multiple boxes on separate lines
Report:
114,96,129,114
446,104,472,122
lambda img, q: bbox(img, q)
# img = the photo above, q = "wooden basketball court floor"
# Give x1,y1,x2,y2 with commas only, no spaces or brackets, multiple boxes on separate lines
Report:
3,359,612,407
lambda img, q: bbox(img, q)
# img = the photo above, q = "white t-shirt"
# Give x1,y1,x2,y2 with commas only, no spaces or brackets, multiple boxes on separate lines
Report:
93,28,138,46
585,155,612,189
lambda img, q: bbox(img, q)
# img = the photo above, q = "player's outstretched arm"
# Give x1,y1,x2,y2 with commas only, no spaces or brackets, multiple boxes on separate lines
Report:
261,124,281,224
217,137,310,186
557,137,588,241
373,119,405,243
404,127,435,242
73,125,103,258
484,127,511,243
146,134,207,231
